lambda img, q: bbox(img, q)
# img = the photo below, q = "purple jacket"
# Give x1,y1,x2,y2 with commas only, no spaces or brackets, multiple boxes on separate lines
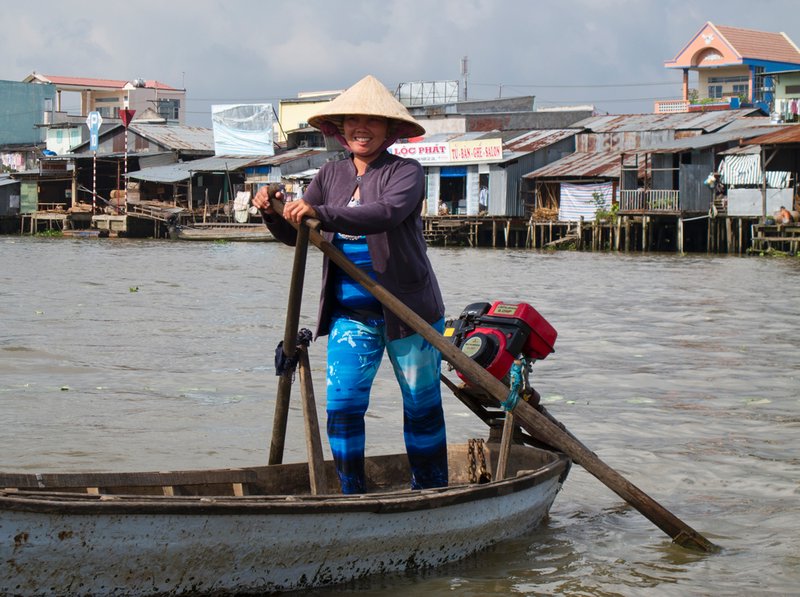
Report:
266,151,445,340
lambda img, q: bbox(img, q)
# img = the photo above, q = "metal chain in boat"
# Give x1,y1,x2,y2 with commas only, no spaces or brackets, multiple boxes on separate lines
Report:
468,439,477,483
468,438,491,484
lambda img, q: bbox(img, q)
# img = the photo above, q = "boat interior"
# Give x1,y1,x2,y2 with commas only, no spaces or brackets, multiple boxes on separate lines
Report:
0,441,565,499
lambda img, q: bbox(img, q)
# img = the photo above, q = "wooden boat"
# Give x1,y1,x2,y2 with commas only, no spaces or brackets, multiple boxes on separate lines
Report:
60,229,109,239
169,222,274,242
0,438,569,595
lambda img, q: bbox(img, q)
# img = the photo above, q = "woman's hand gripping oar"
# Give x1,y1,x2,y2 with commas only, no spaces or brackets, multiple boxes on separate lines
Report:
266,194,718,553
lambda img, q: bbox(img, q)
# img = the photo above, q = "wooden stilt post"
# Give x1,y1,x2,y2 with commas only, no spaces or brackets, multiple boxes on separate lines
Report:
624,217,630,252
726,218,733,254
678,218,684,254
642,216,647,252
738,218,743,254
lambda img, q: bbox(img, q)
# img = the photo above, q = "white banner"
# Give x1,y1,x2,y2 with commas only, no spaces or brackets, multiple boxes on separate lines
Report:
388,142,449,163
212,104,274,156
559,182,613,222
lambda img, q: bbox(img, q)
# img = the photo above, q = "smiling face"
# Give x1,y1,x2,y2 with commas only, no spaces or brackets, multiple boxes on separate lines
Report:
342,114,390,163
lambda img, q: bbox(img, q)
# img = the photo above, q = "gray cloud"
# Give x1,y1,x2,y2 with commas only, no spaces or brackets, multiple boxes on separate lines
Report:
3,0,797,125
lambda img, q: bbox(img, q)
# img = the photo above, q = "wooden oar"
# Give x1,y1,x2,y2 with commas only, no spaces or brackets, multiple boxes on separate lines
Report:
268,222,310,465
268,196,718,552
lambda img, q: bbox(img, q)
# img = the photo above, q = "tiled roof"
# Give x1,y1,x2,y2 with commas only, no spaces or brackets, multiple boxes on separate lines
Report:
715,24,800,64
40,75,177,90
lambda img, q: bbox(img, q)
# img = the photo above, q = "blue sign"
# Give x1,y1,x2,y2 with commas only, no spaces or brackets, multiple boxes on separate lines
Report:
86,111,103,152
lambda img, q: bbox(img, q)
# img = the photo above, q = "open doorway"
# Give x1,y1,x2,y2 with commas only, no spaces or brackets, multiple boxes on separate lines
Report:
440,166,467,214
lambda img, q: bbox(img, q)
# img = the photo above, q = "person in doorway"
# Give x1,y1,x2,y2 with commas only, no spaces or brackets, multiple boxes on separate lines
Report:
479,185,488,213
253,75,448,495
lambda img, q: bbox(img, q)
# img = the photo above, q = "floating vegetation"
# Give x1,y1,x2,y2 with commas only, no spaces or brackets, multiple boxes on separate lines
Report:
35,229,63,238
747,247,791,257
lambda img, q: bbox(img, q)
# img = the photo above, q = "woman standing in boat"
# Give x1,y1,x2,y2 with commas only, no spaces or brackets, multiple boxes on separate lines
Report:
253,75,447,495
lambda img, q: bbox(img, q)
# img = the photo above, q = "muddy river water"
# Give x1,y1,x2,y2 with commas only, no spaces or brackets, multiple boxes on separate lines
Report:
1,237,798,596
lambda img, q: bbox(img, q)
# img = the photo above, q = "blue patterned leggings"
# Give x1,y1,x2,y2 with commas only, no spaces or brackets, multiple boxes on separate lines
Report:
326,314,448,494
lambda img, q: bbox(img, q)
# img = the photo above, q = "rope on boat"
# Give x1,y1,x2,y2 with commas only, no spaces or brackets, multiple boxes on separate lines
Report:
500,356,527,411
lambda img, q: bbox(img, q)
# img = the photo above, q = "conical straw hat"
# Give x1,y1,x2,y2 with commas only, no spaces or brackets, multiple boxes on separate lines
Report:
308,75,425,139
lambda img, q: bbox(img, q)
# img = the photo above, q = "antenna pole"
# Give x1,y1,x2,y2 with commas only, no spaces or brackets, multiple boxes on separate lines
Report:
461,56,469,101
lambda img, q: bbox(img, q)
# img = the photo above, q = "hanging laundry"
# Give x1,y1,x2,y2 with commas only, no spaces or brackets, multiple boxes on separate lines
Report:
233,191,252,223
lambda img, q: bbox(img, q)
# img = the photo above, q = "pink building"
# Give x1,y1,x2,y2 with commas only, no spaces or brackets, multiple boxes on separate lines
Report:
657,22,800,114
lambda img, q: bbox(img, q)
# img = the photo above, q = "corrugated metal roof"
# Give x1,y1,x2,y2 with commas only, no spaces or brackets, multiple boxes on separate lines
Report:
127,157,258,182
505,129,578,152
130,124,214,152
248,148,327,166
126,163,192,183
184,156,262,171
570,110,760,133
634,124,787,154
719,144,761,155
743,124,800,145
523,151,641,179
422,132,490,143
126,149,328,182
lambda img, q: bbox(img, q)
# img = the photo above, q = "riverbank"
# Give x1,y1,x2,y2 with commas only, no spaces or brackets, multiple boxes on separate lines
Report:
6,211,800,256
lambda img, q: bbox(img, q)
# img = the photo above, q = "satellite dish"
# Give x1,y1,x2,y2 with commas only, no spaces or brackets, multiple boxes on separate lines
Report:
133,78,146,88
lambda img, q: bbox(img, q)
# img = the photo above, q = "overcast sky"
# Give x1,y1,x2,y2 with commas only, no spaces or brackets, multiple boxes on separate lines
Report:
4,0,800,127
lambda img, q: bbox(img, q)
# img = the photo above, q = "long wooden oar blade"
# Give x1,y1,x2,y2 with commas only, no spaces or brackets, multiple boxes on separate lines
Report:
269,198,718,552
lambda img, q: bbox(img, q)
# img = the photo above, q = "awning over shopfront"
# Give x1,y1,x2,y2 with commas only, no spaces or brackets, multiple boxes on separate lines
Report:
440,166,467,177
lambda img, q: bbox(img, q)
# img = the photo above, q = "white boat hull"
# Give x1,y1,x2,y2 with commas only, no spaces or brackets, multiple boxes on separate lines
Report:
1,444,569,595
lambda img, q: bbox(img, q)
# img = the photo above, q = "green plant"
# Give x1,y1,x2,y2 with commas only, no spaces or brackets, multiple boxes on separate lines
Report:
35,229,63,237
591,192,617,221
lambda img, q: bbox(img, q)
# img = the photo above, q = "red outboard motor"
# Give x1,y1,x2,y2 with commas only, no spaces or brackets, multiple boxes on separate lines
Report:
444,301,557,383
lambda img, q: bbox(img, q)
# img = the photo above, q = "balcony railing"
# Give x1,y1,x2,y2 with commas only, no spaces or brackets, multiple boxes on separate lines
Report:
654,100,690,114
620,189,680,212
654,97,742,114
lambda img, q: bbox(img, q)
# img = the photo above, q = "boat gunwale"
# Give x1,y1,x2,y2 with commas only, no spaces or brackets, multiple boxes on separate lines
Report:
0,454,569,516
